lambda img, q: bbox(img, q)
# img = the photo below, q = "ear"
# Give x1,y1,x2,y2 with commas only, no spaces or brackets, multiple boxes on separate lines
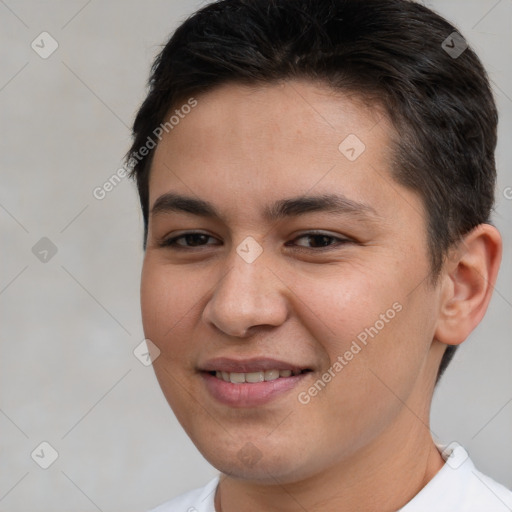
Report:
434,224,502,346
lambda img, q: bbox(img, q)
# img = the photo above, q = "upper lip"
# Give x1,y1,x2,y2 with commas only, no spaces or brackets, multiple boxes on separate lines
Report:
199,357,311,373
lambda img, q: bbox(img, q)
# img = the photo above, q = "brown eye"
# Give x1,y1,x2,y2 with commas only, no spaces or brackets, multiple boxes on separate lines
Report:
290,232,352,249
160,232,220,248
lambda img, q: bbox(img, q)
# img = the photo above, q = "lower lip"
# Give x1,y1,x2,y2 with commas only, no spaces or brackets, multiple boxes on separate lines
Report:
201,372,309,407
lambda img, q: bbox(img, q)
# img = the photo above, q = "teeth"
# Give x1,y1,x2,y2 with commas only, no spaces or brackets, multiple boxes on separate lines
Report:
264,369,279,381
214,369,302,383
246,371,265,383
230,372,245,384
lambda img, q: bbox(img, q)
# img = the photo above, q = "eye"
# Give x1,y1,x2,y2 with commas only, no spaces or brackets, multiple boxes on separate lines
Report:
159,232,220,249
287,232,352,250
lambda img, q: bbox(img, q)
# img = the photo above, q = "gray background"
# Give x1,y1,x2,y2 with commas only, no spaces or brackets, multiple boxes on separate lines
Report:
0,1,510,511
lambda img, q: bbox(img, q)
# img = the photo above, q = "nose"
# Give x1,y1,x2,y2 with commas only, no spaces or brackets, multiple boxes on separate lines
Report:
202,252,289,338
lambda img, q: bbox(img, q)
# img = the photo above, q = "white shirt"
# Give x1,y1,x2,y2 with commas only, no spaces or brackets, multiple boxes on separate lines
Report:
149,445,512,512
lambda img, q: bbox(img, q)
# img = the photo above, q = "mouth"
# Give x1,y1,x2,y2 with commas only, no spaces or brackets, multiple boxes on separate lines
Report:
199,358,313,407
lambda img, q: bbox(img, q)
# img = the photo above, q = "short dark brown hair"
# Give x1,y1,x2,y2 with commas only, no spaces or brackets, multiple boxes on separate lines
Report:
128,0,498,380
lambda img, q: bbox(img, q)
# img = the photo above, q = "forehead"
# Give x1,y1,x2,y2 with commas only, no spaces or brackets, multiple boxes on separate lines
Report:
148,80,419,225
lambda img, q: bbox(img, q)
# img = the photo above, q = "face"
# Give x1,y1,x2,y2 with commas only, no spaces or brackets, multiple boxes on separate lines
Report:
141,81,445,484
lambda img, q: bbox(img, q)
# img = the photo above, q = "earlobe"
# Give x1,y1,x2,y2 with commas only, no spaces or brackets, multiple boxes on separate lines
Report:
434,224,502,346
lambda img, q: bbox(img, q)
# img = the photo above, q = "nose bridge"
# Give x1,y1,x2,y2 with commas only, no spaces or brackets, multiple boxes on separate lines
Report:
203,247,288,337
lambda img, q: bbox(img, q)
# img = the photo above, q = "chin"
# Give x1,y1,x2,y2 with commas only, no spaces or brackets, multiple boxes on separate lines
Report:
193,435,320,484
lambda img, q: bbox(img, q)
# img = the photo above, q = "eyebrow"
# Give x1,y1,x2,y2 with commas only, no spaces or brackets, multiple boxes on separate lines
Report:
150,192,380,223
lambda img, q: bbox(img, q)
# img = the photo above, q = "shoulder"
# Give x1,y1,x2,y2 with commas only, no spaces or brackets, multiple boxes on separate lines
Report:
148,476,219,512
463,466,512,511
446,444,512,511
401,444,512,512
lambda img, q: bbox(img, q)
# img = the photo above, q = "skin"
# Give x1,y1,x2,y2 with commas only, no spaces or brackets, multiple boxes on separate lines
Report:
140,80,502,512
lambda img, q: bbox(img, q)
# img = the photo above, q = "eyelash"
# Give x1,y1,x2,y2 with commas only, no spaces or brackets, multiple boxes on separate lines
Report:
158,231,353,251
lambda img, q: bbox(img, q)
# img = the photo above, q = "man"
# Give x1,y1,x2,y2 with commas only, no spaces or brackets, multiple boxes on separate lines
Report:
127,0,511,510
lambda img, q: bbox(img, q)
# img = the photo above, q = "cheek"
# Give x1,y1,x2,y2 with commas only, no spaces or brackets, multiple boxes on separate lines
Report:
283,266,398,354
140,257,204,355
288,266,434,398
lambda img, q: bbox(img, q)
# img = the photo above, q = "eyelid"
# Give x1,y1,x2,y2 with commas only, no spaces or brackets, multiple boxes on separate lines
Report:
291,230,351,240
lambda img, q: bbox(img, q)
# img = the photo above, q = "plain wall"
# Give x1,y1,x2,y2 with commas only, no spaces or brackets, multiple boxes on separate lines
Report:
1,1,510,510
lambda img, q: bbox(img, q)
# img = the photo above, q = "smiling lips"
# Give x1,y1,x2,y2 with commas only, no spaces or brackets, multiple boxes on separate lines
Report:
200,358,312,407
